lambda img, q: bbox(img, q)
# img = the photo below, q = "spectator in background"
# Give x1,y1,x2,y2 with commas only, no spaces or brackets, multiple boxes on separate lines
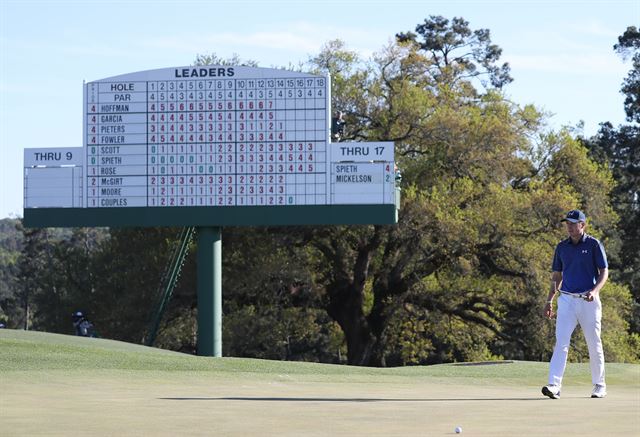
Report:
72,311,97,337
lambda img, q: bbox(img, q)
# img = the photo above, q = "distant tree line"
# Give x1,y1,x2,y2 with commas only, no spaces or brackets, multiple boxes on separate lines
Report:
1,18,637,366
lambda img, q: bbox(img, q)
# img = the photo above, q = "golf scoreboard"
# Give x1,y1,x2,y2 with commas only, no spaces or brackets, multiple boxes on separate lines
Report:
23,66,398,227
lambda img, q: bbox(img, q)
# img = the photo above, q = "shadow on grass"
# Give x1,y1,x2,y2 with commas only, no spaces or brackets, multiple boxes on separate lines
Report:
160,397,547,402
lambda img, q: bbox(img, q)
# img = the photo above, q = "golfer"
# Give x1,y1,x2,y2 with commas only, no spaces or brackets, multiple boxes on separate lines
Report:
542,209,608,399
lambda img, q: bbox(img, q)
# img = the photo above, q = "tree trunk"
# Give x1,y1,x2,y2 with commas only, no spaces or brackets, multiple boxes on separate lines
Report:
312,227,384,366
23,297,29,330
326,282,375,365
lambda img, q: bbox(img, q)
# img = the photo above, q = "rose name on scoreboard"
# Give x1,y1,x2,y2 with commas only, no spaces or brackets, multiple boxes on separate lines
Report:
23,66,397,227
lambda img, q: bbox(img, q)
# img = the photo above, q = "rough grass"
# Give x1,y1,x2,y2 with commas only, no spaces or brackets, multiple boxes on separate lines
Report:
1,329,638,384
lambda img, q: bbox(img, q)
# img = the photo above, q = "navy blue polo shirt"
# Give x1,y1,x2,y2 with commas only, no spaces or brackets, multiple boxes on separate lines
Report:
552,233,608,294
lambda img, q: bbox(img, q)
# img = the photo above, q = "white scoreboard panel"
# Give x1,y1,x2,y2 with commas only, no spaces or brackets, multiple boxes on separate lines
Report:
23,148,83,208
331,142,395,205
85,66,331,208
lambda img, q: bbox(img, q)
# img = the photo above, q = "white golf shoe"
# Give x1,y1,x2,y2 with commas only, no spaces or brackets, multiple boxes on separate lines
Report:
591,384,607,398
542,384,561,399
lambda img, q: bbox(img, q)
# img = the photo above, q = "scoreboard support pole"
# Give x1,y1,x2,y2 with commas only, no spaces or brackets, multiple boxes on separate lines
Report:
197,226,222,357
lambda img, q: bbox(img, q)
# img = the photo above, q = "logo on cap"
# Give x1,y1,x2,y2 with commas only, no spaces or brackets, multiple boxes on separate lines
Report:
561,209,586,223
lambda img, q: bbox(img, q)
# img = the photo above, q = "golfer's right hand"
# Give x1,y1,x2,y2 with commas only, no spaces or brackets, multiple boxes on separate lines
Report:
544,302,555,319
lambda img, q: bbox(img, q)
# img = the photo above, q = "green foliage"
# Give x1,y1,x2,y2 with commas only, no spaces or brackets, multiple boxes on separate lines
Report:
308,40,367,140
614,26,640,123
600,282,640,363
223,305,343,363
31,228,108,334
581,26,640,334
193,53,258,67
396,15,512,89
153,307,197,354
299,20,636,366
0,218,22,326
582,124,640,332
16,227,70,331
381,317,434,365
90,227,193,344
219,227,345,363
544,133,617,229
380,272,507,366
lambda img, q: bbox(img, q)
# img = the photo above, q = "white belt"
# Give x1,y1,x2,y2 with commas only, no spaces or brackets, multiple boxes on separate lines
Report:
560,290,589,299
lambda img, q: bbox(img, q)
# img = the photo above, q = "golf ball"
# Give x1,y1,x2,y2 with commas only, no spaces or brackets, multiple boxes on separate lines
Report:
455,426,462,434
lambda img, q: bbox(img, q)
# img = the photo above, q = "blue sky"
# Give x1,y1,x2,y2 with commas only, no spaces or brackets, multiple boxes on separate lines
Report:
1,0,638,218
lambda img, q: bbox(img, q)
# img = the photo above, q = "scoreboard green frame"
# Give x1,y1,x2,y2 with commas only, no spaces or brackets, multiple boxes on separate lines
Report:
23,204,397,227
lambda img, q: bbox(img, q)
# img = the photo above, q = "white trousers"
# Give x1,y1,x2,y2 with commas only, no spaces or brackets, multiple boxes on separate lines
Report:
548,293,606,387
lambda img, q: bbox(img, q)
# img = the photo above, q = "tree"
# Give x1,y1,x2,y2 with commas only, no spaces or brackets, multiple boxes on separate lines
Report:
11,225,107,334
15,225,189,342
615,26,640,123
582,26,640,333
193,53,258,68
300,22,528,364
396,15,513,90
220,227,344,362
30,227,107,334
0,218,23,327
16,226,58,330
88,227,181,343
298,17,636,366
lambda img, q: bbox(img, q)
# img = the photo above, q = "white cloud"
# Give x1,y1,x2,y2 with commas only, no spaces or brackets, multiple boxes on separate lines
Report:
139,21,384,63
566,19,623,39
505,52,627,76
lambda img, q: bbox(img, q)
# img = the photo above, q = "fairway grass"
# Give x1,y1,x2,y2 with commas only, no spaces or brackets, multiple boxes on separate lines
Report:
1,330,639,436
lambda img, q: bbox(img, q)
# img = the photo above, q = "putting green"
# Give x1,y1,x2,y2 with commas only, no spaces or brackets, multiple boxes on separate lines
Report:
1,330,638,436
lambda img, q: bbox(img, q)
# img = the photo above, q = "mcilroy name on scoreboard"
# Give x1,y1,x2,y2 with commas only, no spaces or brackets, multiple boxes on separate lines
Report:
23,66,397,226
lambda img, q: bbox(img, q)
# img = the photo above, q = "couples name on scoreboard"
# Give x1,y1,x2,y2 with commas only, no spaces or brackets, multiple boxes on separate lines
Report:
23,66,397,226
